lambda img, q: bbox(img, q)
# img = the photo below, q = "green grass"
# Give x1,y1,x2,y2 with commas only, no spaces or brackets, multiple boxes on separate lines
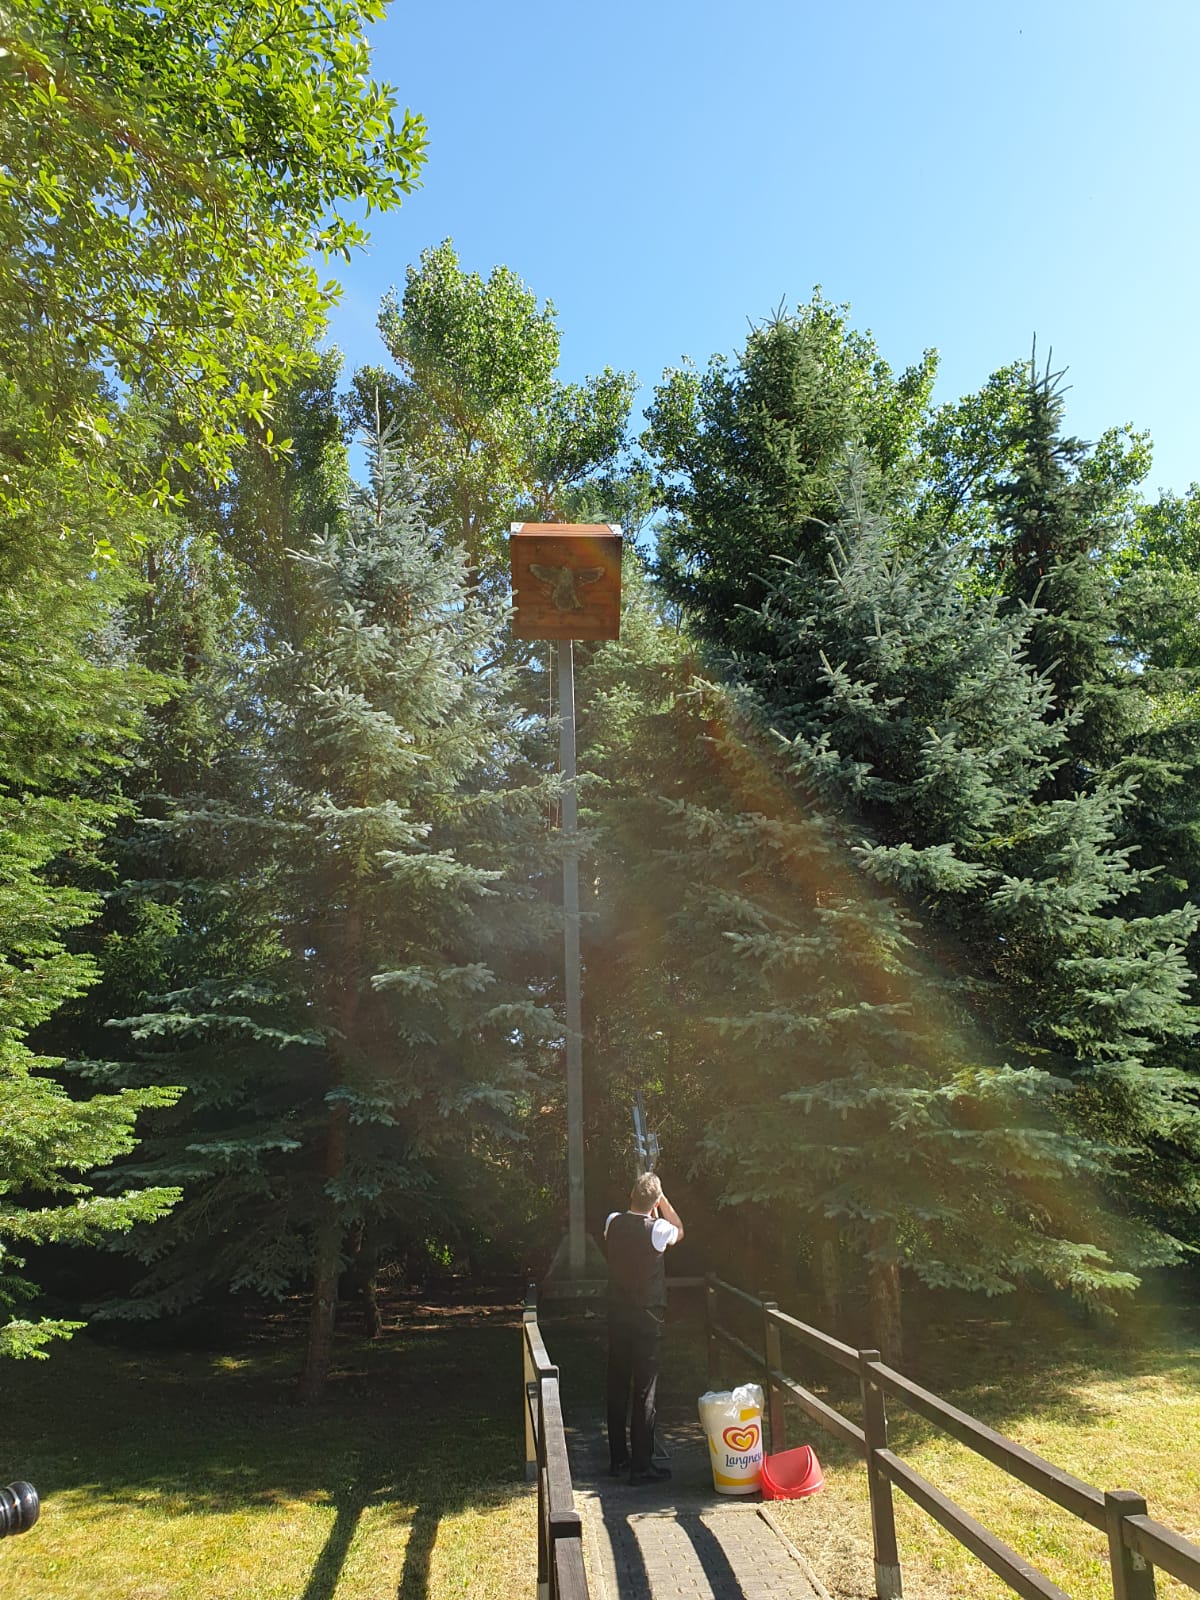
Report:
4,1289,1198,1600
0,1300,534,1600
765,1295,1200,1600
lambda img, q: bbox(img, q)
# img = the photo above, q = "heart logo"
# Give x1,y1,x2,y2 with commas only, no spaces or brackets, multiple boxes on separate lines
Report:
722,1423,759,1452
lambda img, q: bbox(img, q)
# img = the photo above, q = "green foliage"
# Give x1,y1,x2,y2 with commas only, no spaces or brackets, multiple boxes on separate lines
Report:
583,662,1129,1331
639,489,1180,1318
0,1059,180,1357
0,0,421,1358
619,343,1200,1344
0,519,183,1355
646,293,937,654
100,432,556,1392
743,461,1199,1287
987,360,1143,763
908,361,1030,549
970,365,1200,1242
1,0,425,483
352,240,635,568
1118,485,1200,695
911,359,1151,562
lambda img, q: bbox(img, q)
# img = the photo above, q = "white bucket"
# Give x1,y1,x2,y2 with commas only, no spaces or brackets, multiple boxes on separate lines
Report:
698,1384,764,1495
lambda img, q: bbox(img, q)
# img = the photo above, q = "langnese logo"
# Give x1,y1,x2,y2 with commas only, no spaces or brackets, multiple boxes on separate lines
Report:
722,1424,759,1453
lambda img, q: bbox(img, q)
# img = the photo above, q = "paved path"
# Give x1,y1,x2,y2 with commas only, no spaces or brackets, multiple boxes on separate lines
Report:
564,1410,826,1600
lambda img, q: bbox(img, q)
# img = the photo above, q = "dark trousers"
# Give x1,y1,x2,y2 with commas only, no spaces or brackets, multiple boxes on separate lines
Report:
606,1304,664,1471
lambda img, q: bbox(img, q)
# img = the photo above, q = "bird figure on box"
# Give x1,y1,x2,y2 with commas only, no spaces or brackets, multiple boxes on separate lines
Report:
529,563,605,612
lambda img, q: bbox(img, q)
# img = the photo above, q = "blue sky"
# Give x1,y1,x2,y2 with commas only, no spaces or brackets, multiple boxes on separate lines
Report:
327,0,1199,496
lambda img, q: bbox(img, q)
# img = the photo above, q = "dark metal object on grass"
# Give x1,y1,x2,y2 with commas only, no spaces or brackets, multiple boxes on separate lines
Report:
0,1481,38,1539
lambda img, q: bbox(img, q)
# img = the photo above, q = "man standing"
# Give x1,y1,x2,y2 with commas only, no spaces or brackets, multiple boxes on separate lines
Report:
604,1172,684,1484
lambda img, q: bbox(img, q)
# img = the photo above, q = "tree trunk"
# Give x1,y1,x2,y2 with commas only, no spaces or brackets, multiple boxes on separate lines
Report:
868,1252,904,1368
298,1105,348,1404
361,1270,383,1341
299,891,365,1402
815,1225,844,1336
344,1219,384,1340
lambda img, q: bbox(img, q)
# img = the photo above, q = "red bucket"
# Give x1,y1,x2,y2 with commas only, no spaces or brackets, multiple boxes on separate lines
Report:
761,1444,824,1500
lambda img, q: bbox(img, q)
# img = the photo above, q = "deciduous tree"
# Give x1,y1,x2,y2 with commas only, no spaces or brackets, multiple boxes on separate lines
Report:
351,241,635,572
1,0,425,486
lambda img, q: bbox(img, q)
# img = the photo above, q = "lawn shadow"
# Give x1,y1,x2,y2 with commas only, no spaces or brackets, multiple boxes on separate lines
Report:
300,1483,370,1600
395,1502,440,1600
295,1486,443,1600
0,1301,532,1600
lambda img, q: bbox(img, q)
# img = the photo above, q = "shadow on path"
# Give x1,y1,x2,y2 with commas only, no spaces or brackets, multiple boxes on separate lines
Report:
555,1319,821,1598
594,1501,652,1599
676,1510,744,1599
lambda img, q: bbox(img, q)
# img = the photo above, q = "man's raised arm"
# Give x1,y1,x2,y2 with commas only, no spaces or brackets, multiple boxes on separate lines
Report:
656,1194,684,1244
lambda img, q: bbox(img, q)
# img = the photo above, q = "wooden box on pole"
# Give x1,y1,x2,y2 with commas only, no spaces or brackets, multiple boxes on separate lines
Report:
510,523,622,641
510,522,621,1293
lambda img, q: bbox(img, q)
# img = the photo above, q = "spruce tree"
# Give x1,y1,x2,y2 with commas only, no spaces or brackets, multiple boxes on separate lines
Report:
731,465,1198,1337
979,360,1200,1243
986,357,1147,793
583,628,1124,1363
646,297,935,657
586,453,1196,1358
100,432,554,1396
0,498,182,1357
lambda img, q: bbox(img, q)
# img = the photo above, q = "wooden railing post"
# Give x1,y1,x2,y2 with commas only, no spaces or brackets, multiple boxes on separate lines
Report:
523,1284,538,1483
552,1534,588,1600
536,1367,561,1600
693,1274,1200,1600
519,1297,590,1600
705,1274,719,1386
759,1295,785,1456
860,1348,902,1600
1106,1491,1157,1600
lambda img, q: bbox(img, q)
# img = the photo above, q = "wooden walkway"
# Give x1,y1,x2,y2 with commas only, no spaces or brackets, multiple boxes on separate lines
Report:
564,1408,826,1600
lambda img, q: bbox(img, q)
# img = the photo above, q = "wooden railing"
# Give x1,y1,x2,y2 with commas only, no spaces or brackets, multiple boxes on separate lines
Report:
704,1273,1200,1600
522,1289,591,1600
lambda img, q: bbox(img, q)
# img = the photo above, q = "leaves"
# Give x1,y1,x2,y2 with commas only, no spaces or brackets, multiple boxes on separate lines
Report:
352,240,635,567
646,292,937,655
99,427,557,1318
1,0,425,482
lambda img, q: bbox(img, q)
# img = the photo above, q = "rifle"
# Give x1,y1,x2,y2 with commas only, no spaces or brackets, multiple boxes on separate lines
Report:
631,1090,660,1177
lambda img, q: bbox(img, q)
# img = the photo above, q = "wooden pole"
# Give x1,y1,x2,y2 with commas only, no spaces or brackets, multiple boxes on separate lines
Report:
1106,1491,1157,1600
760,1296,786,1456
558,640,586,1279
860,1347,903,1599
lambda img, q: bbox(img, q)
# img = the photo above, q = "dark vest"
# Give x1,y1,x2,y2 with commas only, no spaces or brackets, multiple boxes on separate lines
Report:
606,1211,666,1309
